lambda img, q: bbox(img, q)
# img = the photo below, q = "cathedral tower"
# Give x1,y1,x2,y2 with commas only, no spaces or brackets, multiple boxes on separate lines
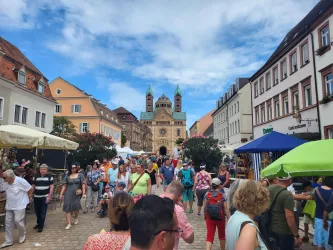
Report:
174,85,182,112
146,85,154,112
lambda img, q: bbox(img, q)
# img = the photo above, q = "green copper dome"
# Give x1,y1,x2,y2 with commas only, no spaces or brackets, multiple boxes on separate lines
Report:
174,84,182,96
146,85,154,96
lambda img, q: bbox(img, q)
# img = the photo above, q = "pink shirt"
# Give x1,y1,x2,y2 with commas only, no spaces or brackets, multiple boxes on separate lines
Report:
160,193,194,250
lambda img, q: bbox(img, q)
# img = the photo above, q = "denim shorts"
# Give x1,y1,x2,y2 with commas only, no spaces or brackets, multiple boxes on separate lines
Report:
314,217,332,249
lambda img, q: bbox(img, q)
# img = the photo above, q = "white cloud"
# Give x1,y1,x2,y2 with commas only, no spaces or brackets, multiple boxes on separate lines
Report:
2,0,320,94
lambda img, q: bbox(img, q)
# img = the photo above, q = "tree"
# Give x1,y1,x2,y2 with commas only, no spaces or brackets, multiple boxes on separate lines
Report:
51,116,77,140
121,132,127,147
183,136,223,172
73,132,117,166
175,137,184,146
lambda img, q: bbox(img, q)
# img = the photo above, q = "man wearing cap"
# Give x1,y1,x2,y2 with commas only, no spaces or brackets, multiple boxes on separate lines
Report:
31,164,54,232
107,159,119,195
268,176,302,249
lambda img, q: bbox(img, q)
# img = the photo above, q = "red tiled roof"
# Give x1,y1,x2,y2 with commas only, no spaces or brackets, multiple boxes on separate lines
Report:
114,106,131,114
0,37,43,76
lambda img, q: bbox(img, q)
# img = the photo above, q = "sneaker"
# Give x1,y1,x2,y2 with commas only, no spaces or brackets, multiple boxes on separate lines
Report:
19,235,26,244
74,218,79,225
33,225,39,230
65,224,71,230
189,208,193,214
37,228,43,233
0,242,13,248
97,210,101,215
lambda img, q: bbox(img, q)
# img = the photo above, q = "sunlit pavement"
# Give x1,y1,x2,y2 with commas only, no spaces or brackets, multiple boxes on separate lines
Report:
0,187,316,250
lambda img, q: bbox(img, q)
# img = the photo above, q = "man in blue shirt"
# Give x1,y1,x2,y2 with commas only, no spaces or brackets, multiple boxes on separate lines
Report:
107,159,119,194
160,159,175,189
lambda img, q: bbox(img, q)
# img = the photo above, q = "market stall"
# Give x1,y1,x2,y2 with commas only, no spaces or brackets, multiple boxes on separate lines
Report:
234,131,306,180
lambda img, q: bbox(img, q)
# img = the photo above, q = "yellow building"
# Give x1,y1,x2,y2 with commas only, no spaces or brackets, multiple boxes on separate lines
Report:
49,77,123,145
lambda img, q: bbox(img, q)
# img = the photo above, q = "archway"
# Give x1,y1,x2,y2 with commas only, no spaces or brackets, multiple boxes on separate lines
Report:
159,146,167,156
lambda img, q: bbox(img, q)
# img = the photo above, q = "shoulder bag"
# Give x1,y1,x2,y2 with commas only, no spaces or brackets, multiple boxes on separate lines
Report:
89,171,99,192
128,173,144,193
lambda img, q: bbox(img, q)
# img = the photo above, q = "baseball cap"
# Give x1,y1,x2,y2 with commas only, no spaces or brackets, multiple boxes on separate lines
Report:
212,178,222,186
118,181,126,188
111,158,119,165
200,163,206,169
182,161,188,166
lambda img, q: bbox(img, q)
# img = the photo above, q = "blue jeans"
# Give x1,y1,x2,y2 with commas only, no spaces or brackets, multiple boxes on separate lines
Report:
34,197,48,229
270,231,294,250
98,182,103,203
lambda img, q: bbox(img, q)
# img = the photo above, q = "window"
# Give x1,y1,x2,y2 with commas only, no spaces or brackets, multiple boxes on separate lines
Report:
177,128,180,137
14,105,21,123
72,104,81,113
304,86,312,107
325,73,333,96
0,98,3,120
22,107,28,124
322,26,329,47
81,122,89,133
261,106,265,123
283,96,289,115
273,67,279,85
255,108,259,125
18,71,26,84
56,89,61,95
238,120,240,133
38,82,44,94
254,82,259,97
291,52,297,73
281,60,287,79
324,125,333,139
266,72,271,89
267,104,272,121
275,101,280,118
328,128,333,139
35,111,41,127
292,91,299,110
237,101,239,112
55,104,62,113
41,113,46,128
260,78,264,94
302,43,309,65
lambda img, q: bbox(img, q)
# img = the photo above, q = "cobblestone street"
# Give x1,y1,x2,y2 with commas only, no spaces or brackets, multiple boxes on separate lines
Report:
0,195,317,250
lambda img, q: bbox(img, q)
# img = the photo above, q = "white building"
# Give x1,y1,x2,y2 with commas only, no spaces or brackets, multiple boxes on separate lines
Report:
213,78,252,145
250,1,333,140
313,3,333,139
0,37,56,133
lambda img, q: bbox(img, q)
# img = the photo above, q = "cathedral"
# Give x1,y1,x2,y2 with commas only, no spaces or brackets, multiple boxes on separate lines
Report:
140,85,187,155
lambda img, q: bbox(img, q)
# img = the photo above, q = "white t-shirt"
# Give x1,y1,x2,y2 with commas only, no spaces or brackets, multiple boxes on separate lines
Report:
174,168,180,180
287,184,297,212
116,172,130,189
5,176,32,210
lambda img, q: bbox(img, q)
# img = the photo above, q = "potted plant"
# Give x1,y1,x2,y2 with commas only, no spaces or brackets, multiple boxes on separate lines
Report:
320,94,332,105
316,45,330,56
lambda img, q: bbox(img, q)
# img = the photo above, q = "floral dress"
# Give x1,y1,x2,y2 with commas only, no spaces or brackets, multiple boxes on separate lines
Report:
83,232,130,250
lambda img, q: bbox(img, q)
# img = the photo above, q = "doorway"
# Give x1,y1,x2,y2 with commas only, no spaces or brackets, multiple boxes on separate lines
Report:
159,146,167,156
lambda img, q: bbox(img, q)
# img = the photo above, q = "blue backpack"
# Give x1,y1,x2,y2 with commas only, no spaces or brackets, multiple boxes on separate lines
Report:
180,169,193,188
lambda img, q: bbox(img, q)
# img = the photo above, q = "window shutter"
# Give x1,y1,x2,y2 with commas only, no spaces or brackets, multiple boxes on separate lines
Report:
72,105,75,113
79,123,83,133
60,105,62,113
78,105,82,113
87,123,90,132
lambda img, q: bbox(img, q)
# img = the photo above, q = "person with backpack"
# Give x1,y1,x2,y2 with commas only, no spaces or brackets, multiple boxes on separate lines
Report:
193,164,212,216
178,162,195,213
226,180,270,250
204,178,229,250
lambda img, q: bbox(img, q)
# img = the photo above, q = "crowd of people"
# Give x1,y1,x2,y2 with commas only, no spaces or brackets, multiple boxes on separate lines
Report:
0,153,332,250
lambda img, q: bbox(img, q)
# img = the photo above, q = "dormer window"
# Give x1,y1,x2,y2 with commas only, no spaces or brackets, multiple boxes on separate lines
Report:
18,69,26,84
38,81,44,94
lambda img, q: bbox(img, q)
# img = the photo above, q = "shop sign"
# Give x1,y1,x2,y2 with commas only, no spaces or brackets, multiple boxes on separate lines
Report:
288,124,306,130
263,125,273,134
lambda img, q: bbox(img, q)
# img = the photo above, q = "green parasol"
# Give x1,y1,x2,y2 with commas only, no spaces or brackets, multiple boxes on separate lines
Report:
261,139,333,178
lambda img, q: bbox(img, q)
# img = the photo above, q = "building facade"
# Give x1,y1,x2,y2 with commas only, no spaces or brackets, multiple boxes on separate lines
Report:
0,37,56,132
189,109,215,137
251,0,333,140
313,3,333,139
213,78,252,145
140,85,186,155
49,77,123,145
114,107,153,152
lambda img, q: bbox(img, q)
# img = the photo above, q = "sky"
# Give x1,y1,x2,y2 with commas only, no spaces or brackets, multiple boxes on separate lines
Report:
0,0,319,129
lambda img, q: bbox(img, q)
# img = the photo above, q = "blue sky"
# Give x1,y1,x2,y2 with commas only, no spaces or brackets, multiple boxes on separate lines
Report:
0,0,319,129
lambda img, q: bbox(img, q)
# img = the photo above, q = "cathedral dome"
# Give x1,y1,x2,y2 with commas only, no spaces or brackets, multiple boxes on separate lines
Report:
155,94,172,109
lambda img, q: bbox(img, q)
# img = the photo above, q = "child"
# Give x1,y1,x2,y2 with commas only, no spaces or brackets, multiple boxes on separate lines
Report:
116,181,126,194
302,180,315,242
97,185,112,217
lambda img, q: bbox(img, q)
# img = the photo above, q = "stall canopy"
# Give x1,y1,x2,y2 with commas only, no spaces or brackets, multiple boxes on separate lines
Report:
0,125,78,150
234,131,307,154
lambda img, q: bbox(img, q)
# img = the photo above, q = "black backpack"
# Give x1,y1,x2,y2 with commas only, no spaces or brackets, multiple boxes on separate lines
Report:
259,188,285,243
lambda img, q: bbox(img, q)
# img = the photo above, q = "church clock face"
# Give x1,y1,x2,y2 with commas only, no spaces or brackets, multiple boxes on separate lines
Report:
160,128,167,136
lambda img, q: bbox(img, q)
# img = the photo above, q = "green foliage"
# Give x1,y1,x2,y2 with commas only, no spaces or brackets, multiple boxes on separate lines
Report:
183,137,223,172
51,116,77,140
74,132,117,165
121,132,127,147
175,137,185,146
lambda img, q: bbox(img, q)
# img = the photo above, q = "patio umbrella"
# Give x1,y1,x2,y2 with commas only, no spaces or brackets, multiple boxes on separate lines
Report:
261,139,333,178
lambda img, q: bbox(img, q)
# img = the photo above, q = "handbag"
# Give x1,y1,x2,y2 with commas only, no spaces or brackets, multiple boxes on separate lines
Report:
89,171,99,192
